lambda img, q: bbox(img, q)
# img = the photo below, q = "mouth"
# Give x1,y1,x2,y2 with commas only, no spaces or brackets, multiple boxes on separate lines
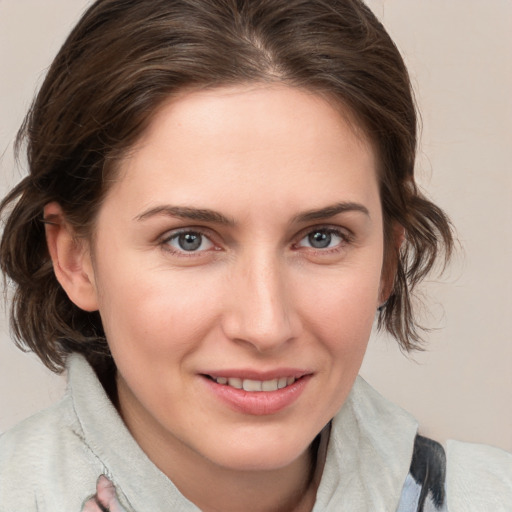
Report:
205,375,299,392
201,371,311,415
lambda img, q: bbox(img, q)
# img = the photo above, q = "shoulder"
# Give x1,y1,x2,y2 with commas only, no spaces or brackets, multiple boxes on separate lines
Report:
0,393,101,511
0,393,76,479
446,440,512,511
398,435,512,512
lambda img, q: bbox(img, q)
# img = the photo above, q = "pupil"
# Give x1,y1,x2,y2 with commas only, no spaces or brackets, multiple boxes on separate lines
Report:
309,231,331,249
178,232,202,251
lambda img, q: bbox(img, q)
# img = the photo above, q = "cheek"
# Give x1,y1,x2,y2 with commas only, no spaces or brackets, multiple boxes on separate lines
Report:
95,260,222,360
297,262,382,340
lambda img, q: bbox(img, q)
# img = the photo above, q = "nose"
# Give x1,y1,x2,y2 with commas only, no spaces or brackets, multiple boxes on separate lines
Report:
221,250,301,353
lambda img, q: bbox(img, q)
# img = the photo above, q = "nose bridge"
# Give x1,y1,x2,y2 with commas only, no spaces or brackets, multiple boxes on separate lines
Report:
223,245,297,351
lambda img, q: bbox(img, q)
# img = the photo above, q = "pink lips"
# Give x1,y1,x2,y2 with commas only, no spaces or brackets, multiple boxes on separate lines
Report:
202,371,312,416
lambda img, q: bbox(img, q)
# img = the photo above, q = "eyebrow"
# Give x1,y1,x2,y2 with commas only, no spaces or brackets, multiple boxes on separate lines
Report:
135,201,369,226
135,205,235,226
292,202,370,223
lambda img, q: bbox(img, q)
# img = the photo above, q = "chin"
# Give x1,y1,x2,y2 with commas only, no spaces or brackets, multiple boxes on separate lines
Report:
201,430,315,473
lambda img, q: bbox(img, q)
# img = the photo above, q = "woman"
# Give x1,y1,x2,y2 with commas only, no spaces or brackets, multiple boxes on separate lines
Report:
0,0,510,511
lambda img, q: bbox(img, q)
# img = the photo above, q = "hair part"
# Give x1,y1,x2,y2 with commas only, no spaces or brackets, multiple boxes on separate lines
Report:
0,0,454,372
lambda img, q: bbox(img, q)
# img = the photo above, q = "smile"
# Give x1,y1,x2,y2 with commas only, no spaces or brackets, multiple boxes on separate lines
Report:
211,376,296,392
203,373,311,415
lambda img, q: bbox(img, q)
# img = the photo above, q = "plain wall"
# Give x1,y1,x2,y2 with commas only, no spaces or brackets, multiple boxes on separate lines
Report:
0,1,511,452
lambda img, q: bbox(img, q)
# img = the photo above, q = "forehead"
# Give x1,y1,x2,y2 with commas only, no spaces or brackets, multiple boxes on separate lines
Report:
136,84,372,160
107,84,379,219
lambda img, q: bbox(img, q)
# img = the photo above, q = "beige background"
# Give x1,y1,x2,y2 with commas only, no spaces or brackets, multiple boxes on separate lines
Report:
0,1,511,452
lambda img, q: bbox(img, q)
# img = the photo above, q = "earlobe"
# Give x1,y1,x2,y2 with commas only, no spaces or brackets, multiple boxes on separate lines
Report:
44,202,99,312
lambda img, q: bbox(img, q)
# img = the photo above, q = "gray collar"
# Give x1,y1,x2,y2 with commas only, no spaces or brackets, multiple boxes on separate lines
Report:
69,354,417,511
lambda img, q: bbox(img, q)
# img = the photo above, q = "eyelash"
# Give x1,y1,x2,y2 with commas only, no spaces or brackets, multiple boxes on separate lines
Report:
159,225,353,257
292,226,353,254
160,228,218,256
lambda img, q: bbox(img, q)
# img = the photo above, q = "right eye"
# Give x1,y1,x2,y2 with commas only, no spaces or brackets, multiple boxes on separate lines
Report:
297,228,345,250
163,230,215,254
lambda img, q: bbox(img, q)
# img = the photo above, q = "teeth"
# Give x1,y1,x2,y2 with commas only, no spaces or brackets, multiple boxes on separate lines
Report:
278,377,288,389
262,379,278,391
243,379,262,392
214,376,297,392
227,377,243,389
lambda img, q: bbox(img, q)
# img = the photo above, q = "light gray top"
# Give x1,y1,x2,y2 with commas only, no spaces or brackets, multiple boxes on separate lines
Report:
0,354,510,511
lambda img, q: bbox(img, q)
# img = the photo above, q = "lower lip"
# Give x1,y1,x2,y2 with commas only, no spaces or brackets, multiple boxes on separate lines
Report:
202,375,311,416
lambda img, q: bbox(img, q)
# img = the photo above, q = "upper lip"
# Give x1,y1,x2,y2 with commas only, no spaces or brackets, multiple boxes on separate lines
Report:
201,368,312,380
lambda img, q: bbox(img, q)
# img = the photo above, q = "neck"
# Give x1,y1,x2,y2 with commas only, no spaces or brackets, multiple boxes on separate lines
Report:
189,452,316,512
153,430,320,512
123,409,325,511
116,375,329,512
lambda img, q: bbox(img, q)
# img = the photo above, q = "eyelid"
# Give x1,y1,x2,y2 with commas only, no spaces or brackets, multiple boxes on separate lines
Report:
157,223,354,258
292,224,354,251
159,226,221,255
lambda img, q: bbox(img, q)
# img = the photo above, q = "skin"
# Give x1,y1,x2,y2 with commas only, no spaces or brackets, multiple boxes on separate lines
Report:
46,84,393,512
82,476,127,512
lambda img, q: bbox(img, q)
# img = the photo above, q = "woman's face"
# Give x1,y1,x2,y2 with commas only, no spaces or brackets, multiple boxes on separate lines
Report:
84,85,386,472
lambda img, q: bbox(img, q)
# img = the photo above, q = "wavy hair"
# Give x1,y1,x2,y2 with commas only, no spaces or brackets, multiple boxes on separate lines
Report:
0,0,453,372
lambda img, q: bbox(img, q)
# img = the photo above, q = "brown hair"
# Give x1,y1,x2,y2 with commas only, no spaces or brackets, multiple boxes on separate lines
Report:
0,0,453,372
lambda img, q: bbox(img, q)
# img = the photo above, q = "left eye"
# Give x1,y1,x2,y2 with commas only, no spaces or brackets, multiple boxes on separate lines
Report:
165,231,214,252
297,229,345,249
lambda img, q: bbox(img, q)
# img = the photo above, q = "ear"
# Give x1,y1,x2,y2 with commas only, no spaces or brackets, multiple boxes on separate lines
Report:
44,202,99,312
379,222,405,305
